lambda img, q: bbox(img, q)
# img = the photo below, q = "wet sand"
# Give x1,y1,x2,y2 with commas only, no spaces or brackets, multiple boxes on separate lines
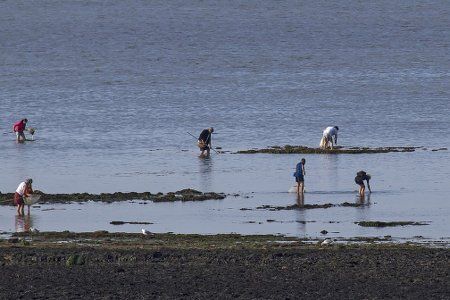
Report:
0,232,448,299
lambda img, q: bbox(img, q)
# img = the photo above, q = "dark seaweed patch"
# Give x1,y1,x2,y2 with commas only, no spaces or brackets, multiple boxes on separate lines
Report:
256,202,363,211
0,189,225,205
355,221,429,227
110,221,153,225
236,145,421,154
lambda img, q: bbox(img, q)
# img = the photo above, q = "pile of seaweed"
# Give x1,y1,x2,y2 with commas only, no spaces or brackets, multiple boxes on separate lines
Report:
236,145,426,154
0,189,225,205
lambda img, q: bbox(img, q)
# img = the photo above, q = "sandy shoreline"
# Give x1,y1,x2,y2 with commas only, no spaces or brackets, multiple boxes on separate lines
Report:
0,232,449,299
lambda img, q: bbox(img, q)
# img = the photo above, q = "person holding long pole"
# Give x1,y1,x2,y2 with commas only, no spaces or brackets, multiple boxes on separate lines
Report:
197,127,214,157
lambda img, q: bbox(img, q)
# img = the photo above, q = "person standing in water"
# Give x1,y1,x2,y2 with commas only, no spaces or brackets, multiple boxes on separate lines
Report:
13,118,28,142
14,178,33,215
355,171,371,196
198,127,214,157
320,126,339,149
293,158,306,194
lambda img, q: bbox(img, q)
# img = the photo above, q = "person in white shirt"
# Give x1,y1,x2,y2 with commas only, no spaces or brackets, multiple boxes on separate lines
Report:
14,178,33,215
320,126,339,149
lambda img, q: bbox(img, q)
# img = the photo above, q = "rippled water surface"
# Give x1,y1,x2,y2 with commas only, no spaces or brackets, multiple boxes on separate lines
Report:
0,0,449,239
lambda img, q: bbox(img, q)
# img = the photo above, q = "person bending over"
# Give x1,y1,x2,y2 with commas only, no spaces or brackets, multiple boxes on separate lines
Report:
13,118,28,142
14,178,33,215
198,127,214,157
355,171,371,196
320,126,339,149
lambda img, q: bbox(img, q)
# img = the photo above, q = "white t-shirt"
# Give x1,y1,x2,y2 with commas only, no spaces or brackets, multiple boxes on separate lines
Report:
16,182,27,196
323,126,338,138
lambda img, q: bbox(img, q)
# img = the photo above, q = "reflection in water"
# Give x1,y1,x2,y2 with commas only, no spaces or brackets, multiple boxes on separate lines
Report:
15,214,34,232
316,154,341,193
198,157,214,192
354,193,371,221
357,193,371,206
323,152,340,168
296,193,305,207
295,194,307,235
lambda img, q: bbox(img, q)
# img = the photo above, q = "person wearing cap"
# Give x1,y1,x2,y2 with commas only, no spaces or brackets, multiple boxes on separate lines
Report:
320,126,339,149
14,179,33,215
355,171,371,196
198,127,214,157
13,118,28,142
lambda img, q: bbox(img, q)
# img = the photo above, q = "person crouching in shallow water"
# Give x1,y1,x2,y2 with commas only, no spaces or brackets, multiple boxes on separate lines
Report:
14,178,33,215
355,171,371,196
13,118,28,142
293,158,306,194
320,126,339,149
198,127,214,157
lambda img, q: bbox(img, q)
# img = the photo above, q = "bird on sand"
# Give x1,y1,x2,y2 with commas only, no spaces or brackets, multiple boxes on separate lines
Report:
321,238,333,245
142,229,151,235
29,227,39,233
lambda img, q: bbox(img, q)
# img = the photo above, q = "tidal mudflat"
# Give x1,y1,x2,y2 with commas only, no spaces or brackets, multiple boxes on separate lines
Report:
0,232,449,299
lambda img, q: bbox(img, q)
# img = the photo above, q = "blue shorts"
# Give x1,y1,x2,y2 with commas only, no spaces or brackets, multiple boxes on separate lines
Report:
295,176,304,183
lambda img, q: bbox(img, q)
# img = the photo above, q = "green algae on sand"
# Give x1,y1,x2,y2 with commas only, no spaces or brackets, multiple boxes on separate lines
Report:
236,145,423,154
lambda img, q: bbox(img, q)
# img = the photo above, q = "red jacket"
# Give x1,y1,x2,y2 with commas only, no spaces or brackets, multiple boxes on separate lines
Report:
13,120,26,132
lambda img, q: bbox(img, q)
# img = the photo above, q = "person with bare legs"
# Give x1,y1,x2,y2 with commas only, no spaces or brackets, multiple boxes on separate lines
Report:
198,127,214,157
13,118,28,142
296,193,305,207
320,126,339,149
14,178,33,215
355,171,371,196
293,158,306,194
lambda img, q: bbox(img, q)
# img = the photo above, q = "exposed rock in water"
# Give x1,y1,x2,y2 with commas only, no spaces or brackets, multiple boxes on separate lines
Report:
355,221,429,227
236,145,423,154
110,221,153,225
0,189,225,205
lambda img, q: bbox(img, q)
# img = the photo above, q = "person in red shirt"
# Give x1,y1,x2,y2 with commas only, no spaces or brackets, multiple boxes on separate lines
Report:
13,118,28,142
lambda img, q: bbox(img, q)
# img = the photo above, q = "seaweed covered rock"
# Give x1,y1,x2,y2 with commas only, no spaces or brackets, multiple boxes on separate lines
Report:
237,145,422,154
355,221,429,227
0,189,225,205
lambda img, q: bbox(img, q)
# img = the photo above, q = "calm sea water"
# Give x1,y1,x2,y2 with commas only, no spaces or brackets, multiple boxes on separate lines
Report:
0,1,449,239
